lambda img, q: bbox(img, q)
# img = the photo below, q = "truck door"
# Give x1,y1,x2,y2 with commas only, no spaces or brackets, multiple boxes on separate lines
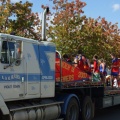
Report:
22,42,40,96
0,39,26,99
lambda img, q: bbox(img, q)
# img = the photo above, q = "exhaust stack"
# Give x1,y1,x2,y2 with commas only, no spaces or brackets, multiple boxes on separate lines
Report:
41,7,49,41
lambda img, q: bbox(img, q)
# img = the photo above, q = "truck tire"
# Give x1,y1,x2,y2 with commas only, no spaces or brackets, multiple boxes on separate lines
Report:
81,96,94,120
65,98,79,120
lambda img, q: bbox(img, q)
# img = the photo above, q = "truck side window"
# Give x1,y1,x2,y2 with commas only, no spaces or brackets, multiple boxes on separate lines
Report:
1,41,15,64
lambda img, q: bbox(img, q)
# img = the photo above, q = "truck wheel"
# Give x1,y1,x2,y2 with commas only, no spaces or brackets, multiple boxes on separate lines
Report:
82,96,94,120
65,98,79,120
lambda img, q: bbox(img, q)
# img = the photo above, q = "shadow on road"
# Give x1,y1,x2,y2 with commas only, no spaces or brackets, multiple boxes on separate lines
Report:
93,105,120,120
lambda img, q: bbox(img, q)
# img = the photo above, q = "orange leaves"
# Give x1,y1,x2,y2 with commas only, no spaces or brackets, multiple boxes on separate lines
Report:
3,9,8,13
101,18,107,24
45,0,120,63
50,0,86,26
47,0,87,53
0,0,41,40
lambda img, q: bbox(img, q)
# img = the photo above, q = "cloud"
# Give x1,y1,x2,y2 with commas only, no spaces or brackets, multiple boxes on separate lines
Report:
112,4,120,11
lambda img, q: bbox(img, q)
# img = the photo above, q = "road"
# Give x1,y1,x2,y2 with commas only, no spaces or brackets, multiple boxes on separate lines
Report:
93,105,120,120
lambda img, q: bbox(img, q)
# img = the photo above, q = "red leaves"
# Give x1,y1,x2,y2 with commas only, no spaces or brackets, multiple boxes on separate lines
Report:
101,18,107,24
41,0,120,62
0,0,42,39
50,0,86,25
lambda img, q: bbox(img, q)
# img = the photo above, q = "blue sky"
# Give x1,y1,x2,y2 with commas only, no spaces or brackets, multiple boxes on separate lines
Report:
11,0,120,28
83,0,120,27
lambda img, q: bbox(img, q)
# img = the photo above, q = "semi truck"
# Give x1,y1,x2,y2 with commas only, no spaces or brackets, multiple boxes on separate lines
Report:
0,7,120,120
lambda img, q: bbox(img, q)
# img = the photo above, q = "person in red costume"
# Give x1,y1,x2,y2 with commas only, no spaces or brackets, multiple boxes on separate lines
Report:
77,54,84,71
93,55,99,73
77,54,91,75
92,55,100,82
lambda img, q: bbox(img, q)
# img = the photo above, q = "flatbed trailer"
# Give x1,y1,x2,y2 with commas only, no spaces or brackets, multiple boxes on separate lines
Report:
55,79,120,120
55,54,120,120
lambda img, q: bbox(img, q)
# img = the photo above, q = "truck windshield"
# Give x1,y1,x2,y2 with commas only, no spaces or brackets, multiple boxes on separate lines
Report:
1,41,15,64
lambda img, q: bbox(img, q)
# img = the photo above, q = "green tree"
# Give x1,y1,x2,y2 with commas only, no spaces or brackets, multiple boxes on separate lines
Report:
0,0,41,39
47,0,120,63
79,17,120,62
48,0,86,54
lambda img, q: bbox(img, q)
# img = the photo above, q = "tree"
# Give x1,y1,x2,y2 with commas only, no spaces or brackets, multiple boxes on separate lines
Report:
48,0,86,54
0,0,10,32
79,17,120,62
47,0,120,63
0,0,41,39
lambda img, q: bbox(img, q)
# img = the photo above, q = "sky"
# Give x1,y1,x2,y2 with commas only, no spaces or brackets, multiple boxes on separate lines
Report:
10,0,120,28
83,0,120,27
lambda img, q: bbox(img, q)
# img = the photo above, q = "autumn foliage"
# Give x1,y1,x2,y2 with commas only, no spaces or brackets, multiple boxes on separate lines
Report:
0,0,41,39
47,0,120,63
0,0,120,63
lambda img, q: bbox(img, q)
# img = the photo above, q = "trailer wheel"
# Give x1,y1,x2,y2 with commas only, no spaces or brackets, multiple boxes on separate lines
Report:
82,96,94,120
65,98,79,120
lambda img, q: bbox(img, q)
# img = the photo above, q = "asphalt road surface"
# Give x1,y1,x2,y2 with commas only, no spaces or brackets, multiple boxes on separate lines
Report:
93,105,120,120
